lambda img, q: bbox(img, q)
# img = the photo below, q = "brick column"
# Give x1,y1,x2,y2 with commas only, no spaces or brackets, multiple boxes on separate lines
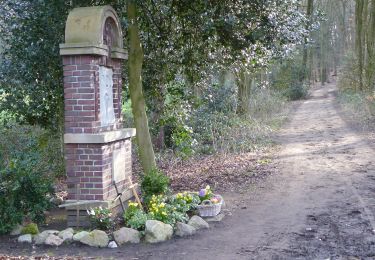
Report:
60,6,135,227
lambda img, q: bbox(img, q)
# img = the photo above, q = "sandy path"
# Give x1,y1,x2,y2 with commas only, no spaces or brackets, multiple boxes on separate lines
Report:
129,83,375,259
2,83,375,259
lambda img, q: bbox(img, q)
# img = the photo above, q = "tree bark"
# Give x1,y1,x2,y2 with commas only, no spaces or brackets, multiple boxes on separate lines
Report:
355,0,365,91
365,0,375,90
302,0,314,81
127,0,156,173
236,68,251,115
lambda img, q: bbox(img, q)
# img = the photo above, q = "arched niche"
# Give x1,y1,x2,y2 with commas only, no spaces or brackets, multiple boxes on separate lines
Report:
60,5,126,59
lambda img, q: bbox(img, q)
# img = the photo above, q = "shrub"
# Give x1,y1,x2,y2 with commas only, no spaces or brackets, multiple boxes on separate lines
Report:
21,223,39,235
170,192,200,213
0,151,54,234
285,84,308,100
123,202,148,230
158,81,196,158
141,168,170,204
271,58,309,100
0,123,65,178
147,195,188,226
87,207,113,231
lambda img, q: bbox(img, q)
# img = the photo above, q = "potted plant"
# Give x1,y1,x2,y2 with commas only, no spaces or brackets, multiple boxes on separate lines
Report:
197,185,224,217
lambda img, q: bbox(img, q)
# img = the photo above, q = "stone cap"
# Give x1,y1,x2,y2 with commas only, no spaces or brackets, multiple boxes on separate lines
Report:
64,128,136,144
60,5,127,59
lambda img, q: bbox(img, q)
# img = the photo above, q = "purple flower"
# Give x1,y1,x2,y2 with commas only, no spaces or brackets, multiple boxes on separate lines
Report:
199,189,206,197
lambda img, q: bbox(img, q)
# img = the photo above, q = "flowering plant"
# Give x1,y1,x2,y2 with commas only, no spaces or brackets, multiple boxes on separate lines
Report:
171,191,200,212
147,194,188,225
87,206,113,231
148,195,170,223
124,201,148,230
198,185,213,202
209,195,222,204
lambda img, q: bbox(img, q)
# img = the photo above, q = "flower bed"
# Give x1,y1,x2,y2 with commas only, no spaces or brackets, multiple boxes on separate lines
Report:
12,168,225,247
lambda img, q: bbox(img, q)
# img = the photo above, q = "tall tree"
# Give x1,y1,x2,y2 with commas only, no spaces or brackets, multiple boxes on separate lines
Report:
127,0,156,173
302,0,314,82
355,0,365,90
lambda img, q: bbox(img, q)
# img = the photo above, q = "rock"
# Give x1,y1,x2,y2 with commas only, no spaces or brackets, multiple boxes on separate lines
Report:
73,231,90,242
204,213,225,222
18,234,32,243
34,230,59,245
10,224,23,236
50,196,64,206
79,230,109,248
44,234,64,246
58,228,74,242
188,215,209,230
113,227,141,245
175,222,196,237
145,220,173,243
108,241,118,248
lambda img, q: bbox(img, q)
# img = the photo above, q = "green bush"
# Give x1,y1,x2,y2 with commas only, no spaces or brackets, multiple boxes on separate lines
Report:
141,168,170,204
0,123,64,178
271,58,309,100
21,223,39,235
285,84,308,100
123,202,149,231
87,207,113,231
0,151,54,234
159,81,196,158
147,195,188,226
170,192,200,213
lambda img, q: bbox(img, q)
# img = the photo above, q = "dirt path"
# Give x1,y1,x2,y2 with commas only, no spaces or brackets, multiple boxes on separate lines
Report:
2,82,375,259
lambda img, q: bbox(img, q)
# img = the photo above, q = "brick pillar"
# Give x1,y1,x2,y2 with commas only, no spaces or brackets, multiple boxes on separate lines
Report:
60,6,135,227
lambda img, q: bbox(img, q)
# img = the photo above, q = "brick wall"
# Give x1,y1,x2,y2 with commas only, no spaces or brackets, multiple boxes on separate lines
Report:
63,54,132,203
66,139,132,201
62,55,123,134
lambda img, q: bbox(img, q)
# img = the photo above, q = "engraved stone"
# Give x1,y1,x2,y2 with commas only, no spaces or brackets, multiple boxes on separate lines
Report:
99,66,115,126
112,146,126,183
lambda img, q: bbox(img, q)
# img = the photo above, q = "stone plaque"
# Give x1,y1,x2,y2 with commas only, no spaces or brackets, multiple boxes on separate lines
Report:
99,66,115,126
112,146,126,183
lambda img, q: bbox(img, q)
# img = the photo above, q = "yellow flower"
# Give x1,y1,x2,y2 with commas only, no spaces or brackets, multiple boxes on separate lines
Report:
160,203,165,208
162,212,167,216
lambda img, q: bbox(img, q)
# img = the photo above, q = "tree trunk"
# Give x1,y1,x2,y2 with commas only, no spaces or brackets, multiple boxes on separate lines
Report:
236,68,251,115
355,0,365,91
365,0,375,90
127,0,156,173
302,0,314,81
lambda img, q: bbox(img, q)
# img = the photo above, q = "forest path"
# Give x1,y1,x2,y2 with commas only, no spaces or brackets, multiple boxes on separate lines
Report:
126,81,375,259
2,82,375,259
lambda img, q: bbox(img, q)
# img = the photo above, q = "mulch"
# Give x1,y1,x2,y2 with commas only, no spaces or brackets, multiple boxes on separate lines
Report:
160,149,278,193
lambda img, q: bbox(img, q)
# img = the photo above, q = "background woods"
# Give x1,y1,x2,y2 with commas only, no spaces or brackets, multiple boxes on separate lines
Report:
0,0,375,233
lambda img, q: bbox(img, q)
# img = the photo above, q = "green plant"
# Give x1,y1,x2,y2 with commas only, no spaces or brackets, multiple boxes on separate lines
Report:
87,207,113,231
21,223,39,235
285,84,308,100
0,152,53,234
141,168,170,204
170,192,200,213
147,195,188,226
0,124,65,178
123,202,149,231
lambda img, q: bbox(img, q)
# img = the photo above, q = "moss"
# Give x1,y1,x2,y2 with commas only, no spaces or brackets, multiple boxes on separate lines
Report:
21,223,39,235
